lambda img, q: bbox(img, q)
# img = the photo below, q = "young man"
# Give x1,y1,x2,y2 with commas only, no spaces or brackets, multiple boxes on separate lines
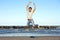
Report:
26,2,36,28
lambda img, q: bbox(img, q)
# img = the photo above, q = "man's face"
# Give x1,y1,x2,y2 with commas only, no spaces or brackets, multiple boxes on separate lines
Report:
28,7,32,12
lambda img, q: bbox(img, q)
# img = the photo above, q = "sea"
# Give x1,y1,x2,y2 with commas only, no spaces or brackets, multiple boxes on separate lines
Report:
0,28,60,37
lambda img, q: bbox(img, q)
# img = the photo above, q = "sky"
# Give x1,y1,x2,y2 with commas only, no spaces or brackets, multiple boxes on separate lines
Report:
0,0,60,26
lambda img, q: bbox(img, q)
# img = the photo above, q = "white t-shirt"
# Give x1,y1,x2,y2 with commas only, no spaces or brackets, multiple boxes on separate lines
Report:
27,11,33,19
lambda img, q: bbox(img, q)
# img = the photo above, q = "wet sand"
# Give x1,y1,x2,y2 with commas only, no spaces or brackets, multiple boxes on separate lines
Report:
0,36,60,40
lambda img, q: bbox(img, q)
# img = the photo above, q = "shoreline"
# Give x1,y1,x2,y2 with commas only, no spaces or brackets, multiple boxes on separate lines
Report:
0,36,60,40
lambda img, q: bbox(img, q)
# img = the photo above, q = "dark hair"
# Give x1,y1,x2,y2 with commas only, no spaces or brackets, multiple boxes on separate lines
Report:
29,7,32,9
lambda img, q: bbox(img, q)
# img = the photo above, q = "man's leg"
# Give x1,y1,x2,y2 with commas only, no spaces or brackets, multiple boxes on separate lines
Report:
32,19,34,26
27,19,33,28
31,19,35,29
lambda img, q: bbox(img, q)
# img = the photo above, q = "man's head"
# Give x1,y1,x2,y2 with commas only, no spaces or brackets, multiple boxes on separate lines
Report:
28,7,32,12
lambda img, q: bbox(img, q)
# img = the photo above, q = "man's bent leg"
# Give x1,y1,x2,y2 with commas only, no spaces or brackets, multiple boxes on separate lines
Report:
31,19,35,29
27,19,34,28
27,19,33,27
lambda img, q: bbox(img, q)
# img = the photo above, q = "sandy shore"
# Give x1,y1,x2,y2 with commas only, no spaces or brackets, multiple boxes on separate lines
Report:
0,36,60,40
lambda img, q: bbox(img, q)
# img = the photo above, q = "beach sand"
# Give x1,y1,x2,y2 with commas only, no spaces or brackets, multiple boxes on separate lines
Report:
0,36,60,40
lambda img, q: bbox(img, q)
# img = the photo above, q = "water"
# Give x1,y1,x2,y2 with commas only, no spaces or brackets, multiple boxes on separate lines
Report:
0,29,60,36
0,29,60,34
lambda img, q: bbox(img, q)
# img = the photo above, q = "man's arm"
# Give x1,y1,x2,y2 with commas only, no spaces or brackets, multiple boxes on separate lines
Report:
26,2,31,12
32,3,36,13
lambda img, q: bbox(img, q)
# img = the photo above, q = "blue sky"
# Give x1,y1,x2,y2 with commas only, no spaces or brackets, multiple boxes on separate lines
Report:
0,0,60,26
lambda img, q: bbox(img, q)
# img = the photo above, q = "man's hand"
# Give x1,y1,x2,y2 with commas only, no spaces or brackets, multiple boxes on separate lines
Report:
33,3,35,5
28,2,31,4
29,2,31,3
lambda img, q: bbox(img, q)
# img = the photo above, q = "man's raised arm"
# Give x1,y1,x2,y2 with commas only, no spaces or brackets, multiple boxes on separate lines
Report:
26,2,31,11
32,3,36,13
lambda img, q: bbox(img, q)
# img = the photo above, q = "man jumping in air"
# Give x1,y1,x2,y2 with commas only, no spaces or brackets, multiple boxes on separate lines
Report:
26,2,36,29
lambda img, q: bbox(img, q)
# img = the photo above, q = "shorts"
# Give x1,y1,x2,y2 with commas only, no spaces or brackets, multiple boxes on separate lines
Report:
27,19,34,27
